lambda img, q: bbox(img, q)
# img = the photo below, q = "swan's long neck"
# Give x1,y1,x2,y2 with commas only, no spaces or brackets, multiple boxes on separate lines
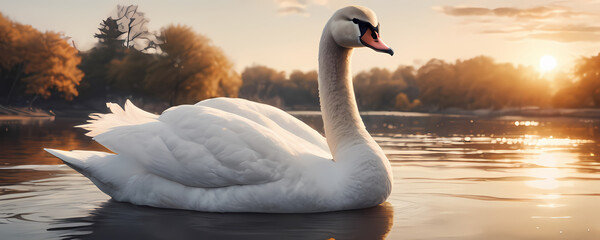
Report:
318,27,370,158
316,18,393,207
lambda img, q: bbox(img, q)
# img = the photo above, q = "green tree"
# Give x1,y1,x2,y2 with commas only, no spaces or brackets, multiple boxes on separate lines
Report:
79,5,159,100
107,49,153,95
94,17,125,49
78,17,126,99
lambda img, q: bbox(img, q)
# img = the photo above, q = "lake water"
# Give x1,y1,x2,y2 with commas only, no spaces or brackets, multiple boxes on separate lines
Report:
1,112,599,239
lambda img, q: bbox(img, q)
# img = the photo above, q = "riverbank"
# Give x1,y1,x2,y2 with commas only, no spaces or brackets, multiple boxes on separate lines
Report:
293,107,600,119
437,107,600,119
4,101,600,120
0,105,55,122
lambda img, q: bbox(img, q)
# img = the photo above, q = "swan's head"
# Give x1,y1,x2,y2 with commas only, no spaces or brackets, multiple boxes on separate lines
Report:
329,6,393,56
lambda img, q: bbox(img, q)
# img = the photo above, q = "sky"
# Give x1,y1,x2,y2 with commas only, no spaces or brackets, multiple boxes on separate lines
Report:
1,0,600,74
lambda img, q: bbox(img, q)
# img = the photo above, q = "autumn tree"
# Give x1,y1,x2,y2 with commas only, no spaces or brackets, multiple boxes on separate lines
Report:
109,24,241,105
287,70,319,108
239,65,286,105
0,12,30,103
0,13,83,104
555,53,600,108
353,66,420,110
416,56,550,110
239,66,319,109
551,72,584,108
21,31,84,101
394,93,421,110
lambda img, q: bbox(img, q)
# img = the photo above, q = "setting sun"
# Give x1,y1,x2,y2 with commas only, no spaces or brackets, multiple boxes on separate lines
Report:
539,55,557,72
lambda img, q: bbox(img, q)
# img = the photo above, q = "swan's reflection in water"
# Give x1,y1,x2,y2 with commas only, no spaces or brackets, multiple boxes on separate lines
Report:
49,201,394,240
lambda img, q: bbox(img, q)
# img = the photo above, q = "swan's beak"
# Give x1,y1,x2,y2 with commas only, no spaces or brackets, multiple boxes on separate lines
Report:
360,28,394,56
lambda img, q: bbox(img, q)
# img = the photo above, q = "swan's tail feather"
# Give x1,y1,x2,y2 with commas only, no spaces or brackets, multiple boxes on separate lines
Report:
78,99,158,137
44,149,111,175
44,149,130,197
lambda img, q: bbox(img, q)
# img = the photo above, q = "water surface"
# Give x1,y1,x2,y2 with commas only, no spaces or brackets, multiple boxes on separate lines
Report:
1,113,599,239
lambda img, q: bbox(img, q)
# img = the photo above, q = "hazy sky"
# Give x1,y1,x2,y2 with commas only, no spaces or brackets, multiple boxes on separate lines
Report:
1,0,600,74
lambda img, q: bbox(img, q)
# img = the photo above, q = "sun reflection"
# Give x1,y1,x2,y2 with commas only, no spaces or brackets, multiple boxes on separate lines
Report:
524,152,574,190
514,121,539,127
526,168,562,190
495,135,591,146
530,216,571,219
537,194,562,200
537,203,565,208
535,152,559,167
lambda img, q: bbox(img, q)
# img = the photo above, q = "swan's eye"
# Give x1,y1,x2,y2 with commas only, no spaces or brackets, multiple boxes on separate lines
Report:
352,18,379,39
352,19,369,36
371,30,378,39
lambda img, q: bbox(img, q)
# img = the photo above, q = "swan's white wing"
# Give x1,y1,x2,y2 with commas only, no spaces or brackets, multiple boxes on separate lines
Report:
196,98,329,153
85,98,331,188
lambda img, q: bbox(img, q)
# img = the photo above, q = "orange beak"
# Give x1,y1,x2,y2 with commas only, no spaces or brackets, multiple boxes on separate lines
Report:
360,28,394,56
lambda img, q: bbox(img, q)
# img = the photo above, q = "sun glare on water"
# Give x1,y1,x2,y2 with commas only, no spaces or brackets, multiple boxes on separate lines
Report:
539,55,557,72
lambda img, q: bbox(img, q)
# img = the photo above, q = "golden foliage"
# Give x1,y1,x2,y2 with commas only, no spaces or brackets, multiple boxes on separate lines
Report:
108,24,241,105
0,13,83,100
354,66,418,110
240,65,318,109
240,65,286,101
394,93,421,110
417,56,550,110
239,57,557,111
552,53,600,108
152,25,241,104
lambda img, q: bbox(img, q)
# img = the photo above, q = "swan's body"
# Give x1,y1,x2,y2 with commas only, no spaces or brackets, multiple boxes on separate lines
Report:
46,6,394,213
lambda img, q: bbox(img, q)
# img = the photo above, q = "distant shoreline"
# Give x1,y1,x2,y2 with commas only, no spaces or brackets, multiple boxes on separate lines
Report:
0,105,55,121
3,104,600,121
294,107,600,119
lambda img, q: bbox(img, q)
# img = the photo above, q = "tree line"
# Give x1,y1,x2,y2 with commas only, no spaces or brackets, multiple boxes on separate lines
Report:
1,5,240,110
240,54,599,111
1,5,599,112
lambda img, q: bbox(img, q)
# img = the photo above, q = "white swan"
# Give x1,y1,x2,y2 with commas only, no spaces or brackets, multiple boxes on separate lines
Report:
45,5,394,213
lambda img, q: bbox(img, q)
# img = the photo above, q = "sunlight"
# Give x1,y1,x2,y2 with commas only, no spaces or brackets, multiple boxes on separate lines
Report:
494,135,591,146
526,168,561,190
514,121,539,127
537,194,562,200
539,55,557,72
524,151,576,190
537,203,565,208
525,152,562,190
